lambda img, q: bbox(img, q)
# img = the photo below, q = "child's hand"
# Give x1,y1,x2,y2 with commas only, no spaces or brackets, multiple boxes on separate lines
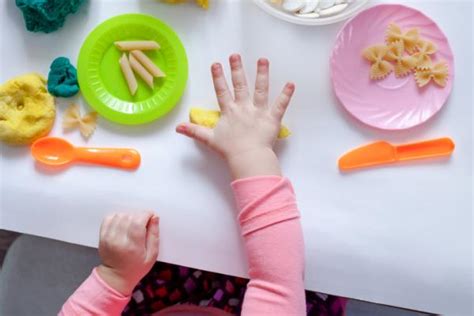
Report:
96,212,159,296
177,54,295,179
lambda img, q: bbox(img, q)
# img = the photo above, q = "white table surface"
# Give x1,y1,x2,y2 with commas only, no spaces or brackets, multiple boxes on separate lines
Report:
1,0,472,315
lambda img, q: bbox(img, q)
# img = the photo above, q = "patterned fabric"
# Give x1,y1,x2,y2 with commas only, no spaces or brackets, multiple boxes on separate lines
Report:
306,292,347,316
123,262,347,316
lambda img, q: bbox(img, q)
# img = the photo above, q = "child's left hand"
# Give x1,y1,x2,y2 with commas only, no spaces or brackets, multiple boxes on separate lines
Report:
176,54,295,179
96,212,160,296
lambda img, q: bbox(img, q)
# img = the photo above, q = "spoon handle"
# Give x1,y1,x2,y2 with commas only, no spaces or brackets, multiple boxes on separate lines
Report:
74,147,141,169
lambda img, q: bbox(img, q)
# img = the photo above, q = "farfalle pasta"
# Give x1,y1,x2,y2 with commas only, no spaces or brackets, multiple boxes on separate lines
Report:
385,23,419,53
414,61,448,88
413,40,437,69
385,40,417,77
362,23,448,88
362,45,393,80
63,103,98,139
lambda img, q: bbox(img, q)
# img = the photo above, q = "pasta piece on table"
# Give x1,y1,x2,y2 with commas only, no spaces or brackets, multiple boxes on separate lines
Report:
63,103,98,139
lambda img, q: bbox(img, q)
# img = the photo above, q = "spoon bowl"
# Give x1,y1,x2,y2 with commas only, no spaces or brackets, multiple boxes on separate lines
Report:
32,137,75,166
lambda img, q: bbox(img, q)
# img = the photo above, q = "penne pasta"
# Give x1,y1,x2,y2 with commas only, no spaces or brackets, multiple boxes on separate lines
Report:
131,50,166,78
115,41,160,51
119,53,138,95
129,53,154,89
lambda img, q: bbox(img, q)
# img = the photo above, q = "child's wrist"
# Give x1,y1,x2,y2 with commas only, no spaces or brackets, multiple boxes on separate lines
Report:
97,264,136,296
226,147,281,180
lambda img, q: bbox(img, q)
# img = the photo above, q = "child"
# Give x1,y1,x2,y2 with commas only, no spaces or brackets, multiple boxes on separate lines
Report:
60,54,305,315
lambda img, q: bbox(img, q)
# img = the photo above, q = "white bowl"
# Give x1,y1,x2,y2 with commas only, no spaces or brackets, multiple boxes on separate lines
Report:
253,0,370,26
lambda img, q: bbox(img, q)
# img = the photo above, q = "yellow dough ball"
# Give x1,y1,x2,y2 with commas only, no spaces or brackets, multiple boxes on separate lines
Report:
0,73,56,145
189,107,291,139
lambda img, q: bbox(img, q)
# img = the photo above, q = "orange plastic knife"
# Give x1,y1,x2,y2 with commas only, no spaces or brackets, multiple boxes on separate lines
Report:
339,137,455,171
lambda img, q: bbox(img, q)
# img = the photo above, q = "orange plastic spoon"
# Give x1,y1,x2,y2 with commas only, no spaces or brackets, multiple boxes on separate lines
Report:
339,137,455,171
32,137,141,170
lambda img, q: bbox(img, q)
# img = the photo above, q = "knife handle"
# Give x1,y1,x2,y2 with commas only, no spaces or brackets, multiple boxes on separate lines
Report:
395,138,455,161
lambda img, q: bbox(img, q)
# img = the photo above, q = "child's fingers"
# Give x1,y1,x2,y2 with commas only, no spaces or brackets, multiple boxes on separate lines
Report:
106,213,130,246
229,54,250,104
117,213,132,237
145,215,160,263
211,63,233,112
272,82,295,121
99,213,116,242
105,213,124,237
176,123,213,146
128,212,154,242
253,58,269,107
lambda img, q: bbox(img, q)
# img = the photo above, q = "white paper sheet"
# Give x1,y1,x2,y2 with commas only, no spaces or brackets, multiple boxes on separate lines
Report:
1,1,472,315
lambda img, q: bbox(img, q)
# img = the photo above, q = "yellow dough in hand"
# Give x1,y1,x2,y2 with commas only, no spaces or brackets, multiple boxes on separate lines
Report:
189,107,291,139
0,73,55,145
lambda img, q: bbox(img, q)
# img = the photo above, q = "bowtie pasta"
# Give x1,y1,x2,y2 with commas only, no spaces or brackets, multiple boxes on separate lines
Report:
362,23,449,88
415,61,449,88
385,23,420,54
385,40,418,77
362,45,393,80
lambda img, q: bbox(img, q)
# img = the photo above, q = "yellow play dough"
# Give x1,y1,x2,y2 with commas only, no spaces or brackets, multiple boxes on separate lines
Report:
163,0,208,9
189,107,291,139
0,73,56,145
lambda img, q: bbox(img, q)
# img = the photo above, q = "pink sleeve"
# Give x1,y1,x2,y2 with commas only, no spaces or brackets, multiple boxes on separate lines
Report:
59,268,131,316
232,176,306,315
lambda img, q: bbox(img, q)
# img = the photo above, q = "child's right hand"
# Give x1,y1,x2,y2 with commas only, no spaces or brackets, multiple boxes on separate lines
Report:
96,212,159,296
176,54,295,179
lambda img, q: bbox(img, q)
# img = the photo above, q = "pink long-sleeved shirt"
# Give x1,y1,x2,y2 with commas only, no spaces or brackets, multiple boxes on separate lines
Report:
60,176,305,315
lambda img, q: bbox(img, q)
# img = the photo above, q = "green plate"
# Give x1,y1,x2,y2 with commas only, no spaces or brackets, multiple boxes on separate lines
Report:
77,14,188,125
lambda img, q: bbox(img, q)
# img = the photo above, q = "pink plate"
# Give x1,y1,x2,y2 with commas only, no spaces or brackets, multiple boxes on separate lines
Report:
330,4,454,130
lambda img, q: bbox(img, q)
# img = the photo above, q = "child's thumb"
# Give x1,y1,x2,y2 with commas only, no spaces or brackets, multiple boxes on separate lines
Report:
176,123,213,146
145,215,160,263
